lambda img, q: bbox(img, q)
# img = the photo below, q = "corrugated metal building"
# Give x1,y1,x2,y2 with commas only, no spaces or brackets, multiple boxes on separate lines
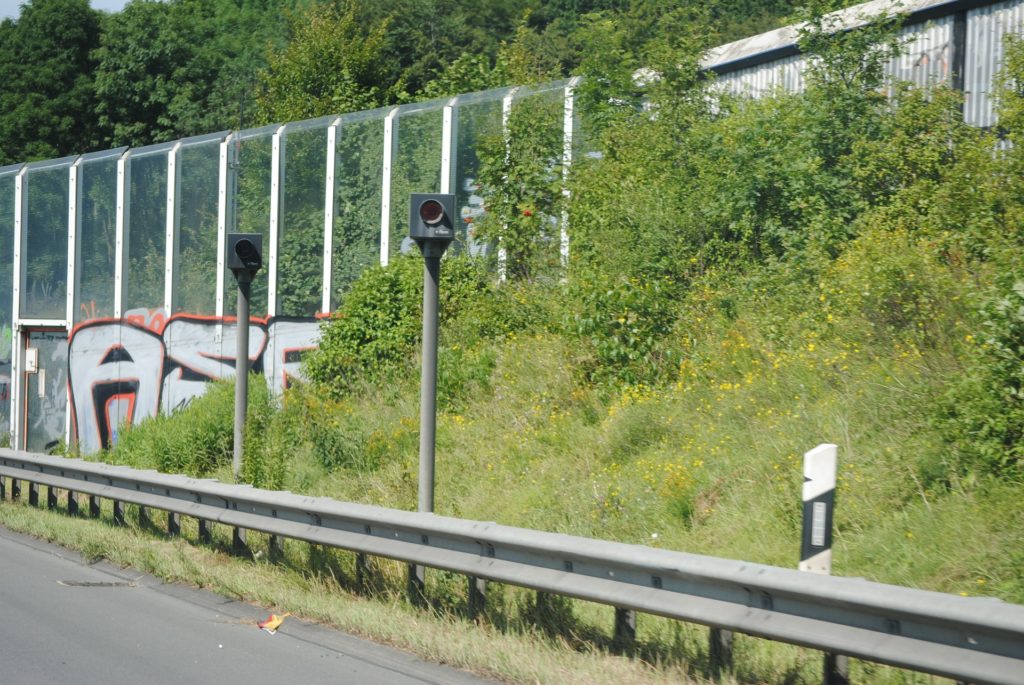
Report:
704,0,1024,127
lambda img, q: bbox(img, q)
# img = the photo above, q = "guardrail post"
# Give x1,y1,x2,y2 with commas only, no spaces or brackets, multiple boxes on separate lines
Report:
113,500,125,526
614,608,636,649
825,654,850,685
67,490,79,516
407,563,426,606
468,576,486,619
138,505,149,528
28,482,38,506
11,478,20,500
0,475,5,500
709,627,734,677
89,495,100,518
233,527,248,555
47,485,57,510
198,519,211,544
269,534,284,560
167,512,180,536
356,552,371,591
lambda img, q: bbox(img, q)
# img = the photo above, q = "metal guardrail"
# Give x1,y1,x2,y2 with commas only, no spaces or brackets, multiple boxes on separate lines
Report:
1,448,1022,685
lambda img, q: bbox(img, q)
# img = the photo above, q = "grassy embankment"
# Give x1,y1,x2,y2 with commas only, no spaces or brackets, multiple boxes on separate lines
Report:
3,235,1021,684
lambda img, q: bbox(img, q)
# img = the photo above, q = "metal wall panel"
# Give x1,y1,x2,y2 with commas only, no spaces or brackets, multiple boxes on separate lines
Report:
715,54,806,97
886,16,955,88
965,0,1024,126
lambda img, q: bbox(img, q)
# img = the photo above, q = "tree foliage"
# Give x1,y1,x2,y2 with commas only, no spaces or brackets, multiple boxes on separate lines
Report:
0,0,103,163
0,0,806,159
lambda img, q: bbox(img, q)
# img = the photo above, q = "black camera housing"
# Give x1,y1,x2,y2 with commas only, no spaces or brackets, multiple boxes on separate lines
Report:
409,193,456,244
227,233,263,274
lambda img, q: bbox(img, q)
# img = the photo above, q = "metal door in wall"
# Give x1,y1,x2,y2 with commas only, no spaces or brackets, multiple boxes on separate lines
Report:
22,329,68,453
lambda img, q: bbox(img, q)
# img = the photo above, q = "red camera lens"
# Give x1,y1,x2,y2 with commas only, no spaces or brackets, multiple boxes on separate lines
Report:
419,199,445,226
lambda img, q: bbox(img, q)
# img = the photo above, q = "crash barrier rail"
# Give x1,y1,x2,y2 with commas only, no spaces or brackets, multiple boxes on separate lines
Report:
0,448,1022,685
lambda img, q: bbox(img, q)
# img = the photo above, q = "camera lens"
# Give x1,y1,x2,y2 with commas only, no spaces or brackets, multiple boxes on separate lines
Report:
419,199,445,226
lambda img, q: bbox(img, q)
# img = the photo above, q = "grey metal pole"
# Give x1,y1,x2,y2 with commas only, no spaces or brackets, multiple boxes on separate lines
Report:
418,253,441,514
410,251,442,603
233,271,251,482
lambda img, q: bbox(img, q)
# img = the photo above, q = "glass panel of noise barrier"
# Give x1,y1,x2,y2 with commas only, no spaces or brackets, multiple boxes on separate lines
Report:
226,125,276,318
278,118,330,317
123,143,171,320
506,83,568,282
175,134,225,315
331,107,388,309
0,165,17,436
453,87,509,258
76,148,125,324
389,100,445,260
22,157,75,321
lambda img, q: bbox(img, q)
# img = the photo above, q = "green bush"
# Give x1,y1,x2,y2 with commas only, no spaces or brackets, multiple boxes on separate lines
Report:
304,256,423,396
573,275,680,386
939,278,1024,482
107,375,273,479
306,253,511,398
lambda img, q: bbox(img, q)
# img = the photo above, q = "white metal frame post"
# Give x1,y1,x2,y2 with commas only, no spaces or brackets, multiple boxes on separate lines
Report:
114,153,129,318
67,160,82,327
11,167,25,450
380,107,399,267
215,134,237,329
66,158,82,446
498,88,519,281
322,119,341,314
561,78,581,268
164,142,182,316
441,97,458,195
268,125,286,318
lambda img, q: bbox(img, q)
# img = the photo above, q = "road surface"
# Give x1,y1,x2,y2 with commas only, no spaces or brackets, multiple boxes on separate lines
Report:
0,525,495,685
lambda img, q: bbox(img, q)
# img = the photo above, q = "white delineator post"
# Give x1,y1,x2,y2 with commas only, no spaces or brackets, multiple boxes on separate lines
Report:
800,443,837,573
800,443,848,685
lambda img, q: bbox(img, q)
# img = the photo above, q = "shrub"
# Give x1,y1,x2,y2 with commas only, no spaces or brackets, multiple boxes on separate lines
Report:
573,275,680,387
306,250,554,399
939,278,1024,481
107,375,273,479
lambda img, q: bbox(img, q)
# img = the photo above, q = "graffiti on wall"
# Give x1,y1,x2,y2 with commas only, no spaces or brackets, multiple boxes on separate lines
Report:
68,313,321,454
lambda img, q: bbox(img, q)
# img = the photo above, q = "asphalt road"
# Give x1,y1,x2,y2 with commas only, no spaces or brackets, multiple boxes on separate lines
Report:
0,526,495,685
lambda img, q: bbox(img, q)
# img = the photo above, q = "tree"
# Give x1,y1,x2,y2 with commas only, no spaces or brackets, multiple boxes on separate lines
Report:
94,0,296,148
255,1,393,123
0,0,103,163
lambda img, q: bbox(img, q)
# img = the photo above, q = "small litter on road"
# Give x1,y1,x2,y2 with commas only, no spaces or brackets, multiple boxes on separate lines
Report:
258,612,291,634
